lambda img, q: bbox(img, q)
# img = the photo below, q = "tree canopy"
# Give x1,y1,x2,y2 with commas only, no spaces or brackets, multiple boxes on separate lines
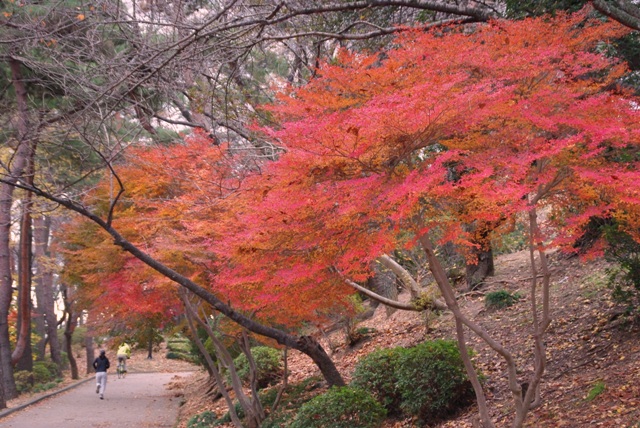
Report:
3,2,640,426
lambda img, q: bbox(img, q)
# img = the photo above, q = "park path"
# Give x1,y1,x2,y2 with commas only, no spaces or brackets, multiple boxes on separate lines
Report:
0,371,192,428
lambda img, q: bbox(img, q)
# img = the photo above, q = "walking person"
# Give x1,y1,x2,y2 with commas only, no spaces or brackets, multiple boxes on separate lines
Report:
93,349,110,400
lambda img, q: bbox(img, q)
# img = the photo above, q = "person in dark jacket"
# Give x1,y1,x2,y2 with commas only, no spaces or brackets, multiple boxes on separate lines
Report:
93,349,110,399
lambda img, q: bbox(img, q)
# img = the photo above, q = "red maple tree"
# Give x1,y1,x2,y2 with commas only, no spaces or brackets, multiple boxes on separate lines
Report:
58,9,640,426
238,9,640,427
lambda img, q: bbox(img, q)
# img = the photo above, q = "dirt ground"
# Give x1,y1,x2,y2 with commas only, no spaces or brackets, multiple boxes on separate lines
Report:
175,249,640,428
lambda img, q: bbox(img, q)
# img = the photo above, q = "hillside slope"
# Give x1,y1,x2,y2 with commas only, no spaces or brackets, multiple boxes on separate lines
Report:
177,250,640,427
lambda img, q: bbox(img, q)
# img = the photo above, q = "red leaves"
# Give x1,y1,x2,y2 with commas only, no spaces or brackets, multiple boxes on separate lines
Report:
258,10,640,279
60,9,640,333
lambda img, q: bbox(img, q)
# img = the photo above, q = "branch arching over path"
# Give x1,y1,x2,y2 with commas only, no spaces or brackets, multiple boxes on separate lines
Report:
10,181,345,387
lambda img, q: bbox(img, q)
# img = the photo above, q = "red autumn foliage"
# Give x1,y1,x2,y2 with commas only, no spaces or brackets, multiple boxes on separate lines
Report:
61,11,640,343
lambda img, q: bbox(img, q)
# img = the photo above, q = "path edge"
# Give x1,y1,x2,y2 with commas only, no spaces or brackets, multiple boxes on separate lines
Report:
0,376,93,420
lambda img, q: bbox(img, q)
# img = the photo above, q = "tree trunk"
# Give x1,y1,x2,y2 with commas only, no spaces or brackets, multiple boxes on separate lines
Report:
13,156,34,370
464,222,496,290
593,0,640,31
34,283,47,360
465,246,494,290
33,215,62,366
195,303,260,427
0,166,13,407
62,285,79,380
516,206,551,423
0,57,35,403
271,347,288,412
240,330,266,426
34,225,46,360
64,319,79,380
147,327,153,359
85,330,95,376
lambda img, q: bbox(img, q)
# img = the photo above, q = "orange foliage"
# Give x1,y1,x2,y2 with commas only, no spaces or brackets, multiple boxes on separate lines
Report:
60,11,640,332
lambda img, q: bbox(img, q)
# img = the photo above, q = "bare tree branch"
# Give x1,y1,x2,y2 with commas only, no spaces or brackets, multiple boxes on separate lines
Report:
593,0,640,31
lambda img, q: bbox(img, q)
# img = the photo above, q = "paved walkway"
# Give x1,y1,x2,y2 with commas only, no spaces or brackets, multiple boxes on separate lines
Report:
0,371,192,428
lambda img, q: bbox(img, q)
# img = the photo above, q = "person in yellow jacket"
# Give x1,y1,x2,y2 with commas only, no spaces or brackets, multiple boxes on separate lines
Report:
116,342,131,372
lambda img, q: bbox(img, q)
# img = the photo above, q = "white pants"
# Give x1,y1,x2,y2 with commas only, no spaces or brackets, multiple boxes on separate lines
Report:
96,371,107,396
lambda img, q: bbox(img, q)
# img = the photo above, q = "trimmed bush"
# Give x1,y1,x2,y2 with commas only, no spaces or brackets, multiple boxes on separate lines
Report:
14,370,33,394
32,381,60,393
230,346,282,389
396,340,474,422
290,386,386,428
165,351,194,363
167,339,191,353
165,351,181,360
352,340,474,422
33,361,59,384
485,289,521,309
351,347,404,415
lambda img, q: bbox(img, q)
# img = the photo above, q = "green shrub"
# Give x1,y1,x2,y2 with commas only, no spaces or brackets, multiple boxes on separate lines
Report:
352,341,474,422
187,410,217,428
290,386,386,428
396,340,474,423
230,346,281,389
57,326,87,347
59,352,69,370
351,347,404,414
32,361,58,384
485,290,521,309
14,370,33,394
165,350,195,363
32,381,59,393
165,351,183,360
167,338,191,353
40,360,60,376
